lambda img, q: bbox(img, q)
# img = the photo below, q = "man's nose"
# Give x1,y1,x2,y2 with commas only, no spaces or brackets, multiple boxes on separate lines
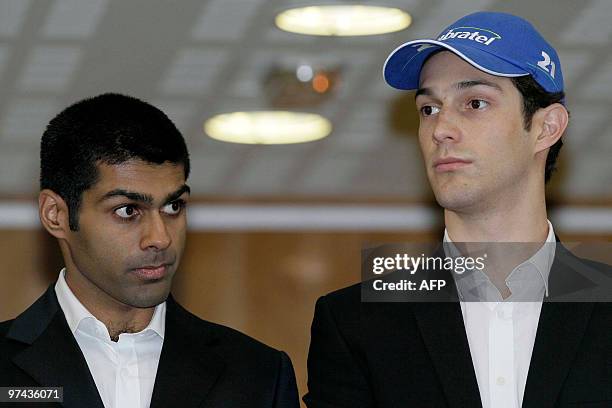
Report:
140,213,172,251
432,109,462,144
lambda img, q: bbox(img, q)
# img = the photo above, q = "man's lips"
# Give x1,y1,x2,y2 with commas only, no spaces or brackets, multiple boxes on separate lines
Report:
433,157,472,172
132,264,170,280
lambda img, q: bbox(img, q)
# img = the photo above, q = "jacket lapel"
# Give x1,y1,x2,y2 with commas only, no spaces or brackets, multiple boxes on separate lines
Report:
522,248,596,408
6,286,104,408
411,302,483,408
390,245,481,407
150,296,225,408
522,302,594,408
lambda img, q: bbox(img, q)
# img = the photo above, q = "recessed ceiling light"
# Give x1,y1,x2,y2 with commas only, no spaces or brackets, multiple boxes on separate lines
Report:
204,111,332,144
275,5,411,36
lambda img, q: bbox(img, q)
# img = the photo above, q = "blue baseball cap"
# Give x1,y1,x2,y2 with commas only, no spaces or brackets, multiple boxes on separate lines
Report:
383,11,564,93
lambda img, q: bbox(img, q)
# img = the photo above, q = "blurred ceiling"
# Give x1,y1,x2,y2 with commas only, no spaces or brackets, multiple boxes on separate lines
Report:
0,0,610,201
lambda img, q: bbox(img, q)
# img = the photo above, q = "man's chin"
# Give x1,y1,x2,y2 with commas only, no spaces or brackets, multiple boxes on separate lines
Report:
128,297,169,309
434,190,482,213
122,286,172,309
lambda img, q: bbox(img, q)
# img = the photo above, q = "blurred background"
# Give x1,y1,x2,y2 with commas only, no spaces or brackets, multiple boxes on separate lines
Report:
1,0,611,403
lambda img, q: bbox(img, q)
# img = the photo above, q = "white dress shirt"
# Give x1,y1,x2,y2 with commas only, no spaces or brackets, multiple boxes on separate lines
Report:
55,269,165,408
443,221,556,408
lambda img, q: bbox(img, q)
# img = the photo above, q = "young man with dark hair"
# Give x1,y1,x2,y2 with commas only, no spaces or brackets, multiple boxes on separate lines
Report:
0,93,299,408
305,12,611,408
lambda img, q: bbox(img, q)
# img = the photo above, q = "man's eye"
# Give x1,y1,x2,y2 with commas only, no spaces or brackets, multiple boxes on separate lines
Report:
469,99,489,110
420,105,440,116
114,205,138,219
161,200,185,216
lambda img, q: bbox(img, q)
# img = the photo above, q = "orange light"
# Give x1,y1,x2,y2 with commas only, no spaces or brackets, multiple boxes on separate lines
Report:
312,73,330,93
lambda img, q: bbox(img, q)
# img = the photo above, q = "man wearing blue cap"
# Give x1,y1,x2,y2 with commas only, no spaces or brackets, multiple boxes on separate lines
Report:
304,12,611,408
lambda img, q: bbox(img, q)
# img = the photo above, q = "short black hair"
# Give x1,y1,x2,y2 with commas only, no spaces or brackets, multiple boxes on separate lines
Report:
510,75,566,183
40,93,190,231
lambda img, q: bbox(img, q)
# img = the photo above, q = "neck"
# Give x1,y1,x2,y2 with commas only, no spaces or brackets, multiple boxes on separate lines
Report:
444,183,550,299
444,177,549,243
62,263,155,341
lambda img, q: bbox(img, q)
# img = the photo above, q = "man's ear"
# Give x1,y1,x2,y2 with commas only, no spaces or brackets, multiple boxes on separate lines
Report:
39,189,72,239
532,103,569,154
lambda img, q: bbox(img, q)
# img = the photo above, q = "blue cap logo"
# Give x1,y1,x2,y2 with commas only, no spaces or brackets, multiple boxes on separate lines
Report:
437,26,501,46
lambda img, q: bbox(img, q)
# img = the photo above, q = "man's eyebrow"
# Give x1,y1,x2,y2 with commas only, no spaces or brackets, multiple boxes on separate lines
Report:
99,184,190,205
415,87,432,99
100,189,153,204
415,80,503,99
163,184,190,204
456,79,503,92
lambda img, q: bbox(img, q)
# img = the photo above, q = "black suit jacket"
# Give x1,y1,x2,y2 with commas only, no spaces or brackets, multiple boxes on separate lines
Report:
304,245,612,407
0,287,299,408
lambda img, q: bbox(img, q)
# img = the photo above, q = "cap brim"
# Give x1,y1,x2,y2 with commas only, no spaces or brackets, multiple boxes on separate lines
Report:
383,39,529,90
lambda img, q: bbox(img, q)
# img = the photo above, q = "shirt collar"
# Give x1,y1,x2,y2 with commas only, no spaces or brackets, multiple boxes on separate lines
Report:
521,220,556,295
54,268,166,339
443,220,556,297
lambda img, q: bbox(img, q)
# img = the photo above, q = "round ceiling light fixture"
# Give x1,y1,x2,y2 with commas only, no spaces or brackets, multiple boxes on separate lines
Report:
204,111,332,144
275,5,412,36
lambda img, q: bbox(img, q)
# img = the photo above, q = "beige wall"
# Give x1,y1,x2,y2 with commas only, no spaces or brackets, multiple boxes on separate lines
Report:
1,228,610,404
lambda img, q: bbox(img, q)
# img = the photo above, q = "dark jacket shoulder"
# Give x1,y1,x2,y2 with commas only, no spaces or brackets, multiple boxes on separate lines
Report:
167,297,289,364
